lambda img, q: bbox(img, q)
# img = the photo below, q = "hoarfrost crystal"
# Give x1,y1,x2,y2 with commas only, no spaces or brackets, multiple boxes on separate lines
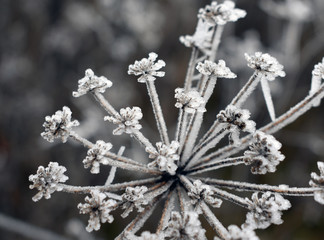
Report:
121,186,149,218
197,60,237,78
175,88,206,114
309,161,324,204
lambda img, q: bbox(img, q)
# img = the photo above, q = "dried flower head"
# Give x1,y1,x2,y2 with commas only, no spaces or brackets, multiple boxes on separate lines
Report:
82,140,113,174
245,192,291,229
128,52,166,83
121,186,149,218
165,211,206,240
244,131,285,174
227,225,259,240
245,52,285,81
217,105,256,145
188,180,222,209
309,161,324,204
197,60,237,78
198,1,246,26
175,88,206,114
72,69,113,97
104,106,143,135
147,141,180,175
29,162,68,202
312,57,324,79
41,106,79,143
78,190,117,232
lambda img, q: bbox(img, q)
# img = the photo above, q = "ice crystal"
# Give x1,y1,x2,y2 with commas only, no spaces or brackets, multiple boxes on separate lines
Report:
165,211,206,240
174,88,206,114
72,68,113,97
29,162,68,202
312,57,324,79
41,106,79,143
245,192,291,229
78,190,117,232
31,1,324,239
128,52,166,83
245,52,285,81
198,1,246,26
309,161,324,204
244,131,285,174
197,60,237,78
147,141,180,175
82,140,113,174
104,106,143,135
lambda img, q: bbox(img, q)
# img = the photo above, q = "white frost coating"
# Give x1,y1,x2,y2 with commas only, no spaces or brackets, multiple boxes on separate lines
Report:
198,1,246,26
29,162,69,202
188,180,222,209
217,105,256,145
128,52,166,83
245,52,285,81
121,186,149,218
165,211,207,240
197,60,237,79
104,106,143,135
244,131,285,174
41,106,79,143
146,141,180,175
175,88,206,114
261,77,276,121
82,140,113,174
310,57,324,106
227,225,259,240
309,161,324,204
245,192,291,229
124,231,162,240
179,19,213,50
72,69,113,97
78,190,117,232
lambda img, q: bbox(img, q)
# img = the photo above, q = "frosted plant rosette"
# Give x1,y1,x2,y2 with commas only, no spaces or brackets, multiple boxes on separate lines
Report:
30,1,324,239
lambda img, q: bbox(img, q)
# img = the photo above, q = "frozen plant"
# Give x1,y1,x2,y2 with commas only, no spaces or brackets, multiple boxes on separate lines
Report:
30,1,324,239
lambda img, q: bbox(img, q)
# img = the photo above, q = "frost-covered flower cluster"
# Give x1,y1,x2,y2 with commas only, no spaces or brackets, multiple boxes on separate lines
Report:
72,69,113,97
245,192,291,229
29,162,68,202
41,106,79,143
244,131,285,174
30,1,324,239
78,190,117,232
198,1,246,26
128,52,166,83
147,141,180,175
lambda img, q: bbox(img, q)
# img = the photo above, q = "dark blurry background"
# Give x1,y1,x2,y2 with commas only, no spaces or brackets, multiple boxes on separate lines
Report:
0,0,324,239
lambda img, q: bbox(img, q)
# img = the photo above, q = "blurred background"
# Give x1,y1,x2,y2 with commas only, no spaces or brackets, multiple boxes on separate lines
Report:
0,0,324,239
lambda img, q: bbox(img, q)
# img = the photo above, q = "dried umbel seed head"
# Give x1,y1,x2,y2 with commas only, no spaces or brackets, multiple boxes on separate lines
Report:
245,52,285,81
121,186,149,218
128,52,166,83
217,105,256,145
78,190,117,232
104,106,143,135
174,88,206,114
245,192,291,229
196,60,237,78
41,106,79,143
226,225,259,240
29,162,68,202
309,161,324,204
147,141,180,175
165,211,206,240
198,1,246,26
82,140,113,174
244,131,285,174
72,69,113,97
